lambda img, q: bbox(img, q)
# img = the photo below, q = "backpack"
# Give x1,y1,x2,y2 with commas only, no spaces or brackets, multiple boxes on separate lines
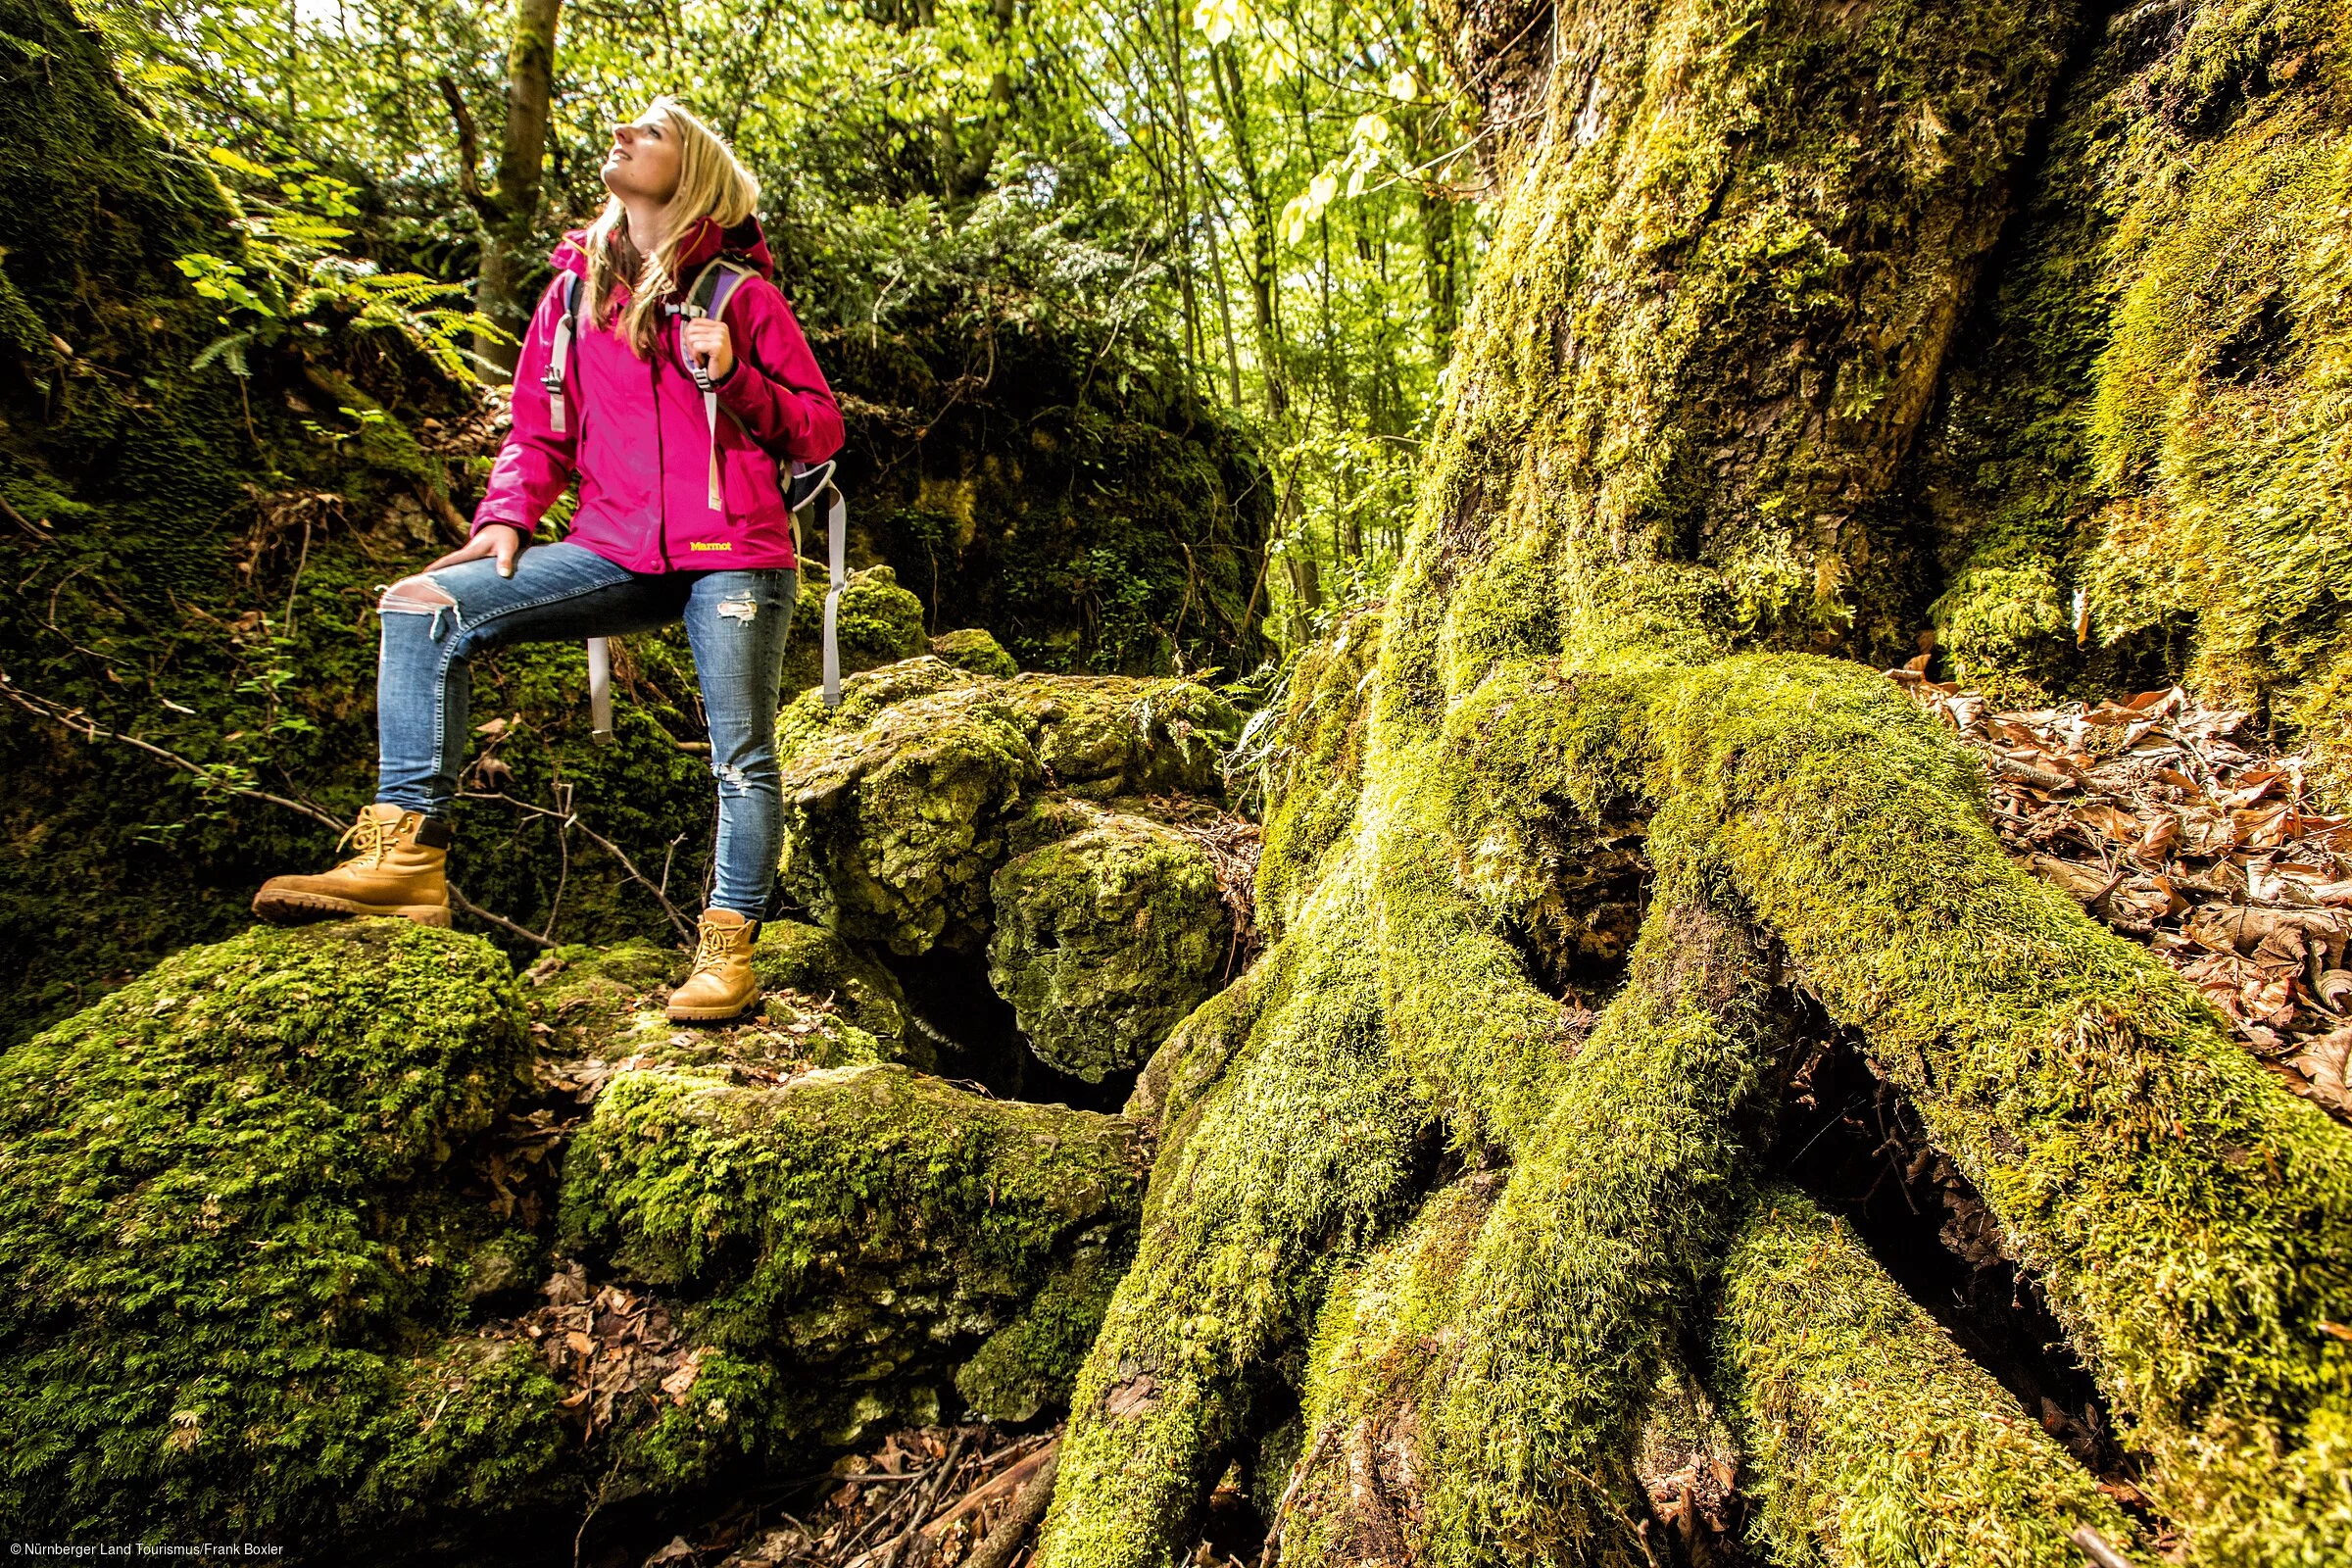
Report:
542,263,850,727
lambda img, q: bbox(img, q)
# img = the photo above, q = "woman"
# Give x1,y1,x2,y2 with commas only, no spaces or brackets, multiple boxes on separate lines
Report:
254,96,841,1023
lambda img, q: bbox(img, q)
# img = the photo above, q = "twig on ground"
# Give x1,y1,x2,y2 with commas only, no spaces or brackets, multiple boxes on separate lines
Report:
451,885,556,949
463,788,696,943
1257,1423,1334,1568
963,1443,1059,1568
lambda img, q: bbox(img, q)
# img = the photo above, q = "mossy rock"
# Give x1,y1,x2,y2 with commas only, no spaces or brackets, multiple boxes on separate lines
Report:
775,662,1238,956
751,916,927,1068
781,564,927,697
987,810,1230,1082
561,1060,1150,1446
956,1233,1134,1422
0,920,564,1541
932,626,1020,679
526,938,684,1054
525,934,912,1073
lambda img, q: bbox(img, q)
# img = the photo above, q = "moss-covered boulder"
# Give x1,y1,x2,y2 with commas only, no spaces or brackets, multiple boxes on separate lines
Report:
774,661,1238,956
988,810,1230,1081
780,564,928,697
523,930,925,1076
750,917,920,1060
956,1237,1135,1423
561,1060,1150,1447
790,201,1272,680
0,920,560,1541
933,625,1020,679
0,919,1156,1548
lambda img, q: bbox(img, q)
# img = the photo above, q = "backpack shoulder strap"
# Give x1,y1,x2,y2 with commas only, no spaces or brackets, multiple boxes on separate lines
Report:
687,257,757,322
679,260,760,512
544,272,584,435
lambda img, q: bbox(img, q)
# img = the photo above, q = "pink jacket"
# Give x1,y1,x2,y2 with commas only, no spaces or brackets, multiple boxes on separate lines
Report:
473,216,844,572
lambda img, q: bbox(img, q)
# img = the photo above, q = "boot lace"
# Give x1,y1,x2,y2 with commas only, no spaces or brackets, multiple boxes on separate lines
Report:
688,919,735,975
334,811,398,869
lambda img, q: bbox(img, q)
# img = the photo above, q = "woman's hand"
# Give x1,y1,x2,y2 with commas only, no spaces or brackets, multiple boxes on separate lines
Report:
426,522,525,578
683,317,735,382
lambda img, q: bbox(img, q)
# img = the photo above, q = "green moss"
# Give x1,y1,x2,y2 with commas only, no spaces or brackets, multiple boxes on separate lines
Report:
1289,1173,1498,1565
1714,1188,2138,1568
775,667,1237,955
1634,654,2352,1564
0,254,47,356
1037,851,1424,1568
1281,890,1788,1567
750,917,924,1065
526,938,684,1055
1250,604,1383,941
0,920,558,1540
777,676,1045,954
1123,944,1287,1134
561,1061,1150,1448
781,564,929,697
816,258,1271,678
932,626,1020,679
1922,1,2352,786
775,654,983,772
987,810,1229,1082
956,1233,1135,1422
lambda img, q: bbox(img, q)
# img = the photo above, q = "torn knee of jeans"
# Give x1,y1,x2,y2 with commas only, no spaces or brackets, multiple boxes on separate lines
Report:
711,760,755,793
378,575,457,613
715,595,761,624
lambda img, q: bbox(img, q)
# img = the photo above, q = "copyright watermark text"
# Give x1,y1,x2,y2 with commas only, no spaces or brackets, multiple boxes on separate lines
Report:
10,1547,284,1559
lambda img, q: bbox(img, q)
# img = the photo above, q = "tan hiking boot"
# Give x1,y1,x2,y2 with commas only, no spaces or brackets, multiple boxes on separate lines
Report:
667,908,760,1022
253,803,453,928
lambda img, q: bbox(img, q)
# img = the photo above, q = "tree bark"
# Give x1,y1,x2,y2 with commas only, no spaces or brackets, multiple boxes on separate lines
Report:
1034,2,2352,1565
465,0,563,378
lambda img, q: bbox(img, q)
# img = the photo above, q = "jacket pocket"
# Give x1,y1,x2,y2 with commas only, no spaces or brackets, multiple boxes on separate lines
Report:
719,431,786,523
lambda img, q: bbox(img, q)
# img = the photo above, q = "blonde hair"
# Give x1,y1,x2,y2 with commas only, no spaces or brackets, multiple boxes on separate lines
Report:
583,96,760,357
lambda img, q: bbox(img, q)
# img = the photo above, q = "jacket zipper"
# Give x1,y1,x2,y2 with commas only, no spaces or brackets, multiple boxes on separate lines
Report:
651,345,667,570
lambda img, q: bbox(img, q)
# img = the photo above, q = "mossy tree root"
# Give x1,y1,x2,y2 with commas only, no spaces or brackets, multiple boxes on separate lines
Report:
1635,655,2352,1561
1713,1187,2137,1568
1040,651,2352,1566
1285,888,1794,1568
1049,0,2352,1556
1037,857,1425,1568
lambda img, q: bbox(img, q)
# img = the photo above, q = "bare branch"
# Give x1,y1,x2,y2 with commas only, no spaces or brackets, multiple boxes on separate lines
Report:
1,668,557,947
450,884,556,949
435,74,497,218
0,670,344,831
461,789,697,943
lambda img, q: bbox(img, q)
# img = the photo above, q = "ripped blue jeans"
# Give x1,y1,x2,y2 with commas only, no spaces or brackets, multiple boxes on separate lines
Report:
374,541,795,917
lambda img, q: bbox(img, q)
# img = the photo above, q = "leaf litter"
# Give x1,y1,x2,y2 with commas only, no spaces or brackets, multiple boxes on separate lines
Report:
646,1424,1062,1568
1887,664,2352,1121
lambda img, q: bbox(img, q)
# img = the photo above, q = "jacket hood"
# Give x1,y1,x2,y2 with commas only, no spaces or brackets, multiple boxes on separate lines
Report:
550,214,775,284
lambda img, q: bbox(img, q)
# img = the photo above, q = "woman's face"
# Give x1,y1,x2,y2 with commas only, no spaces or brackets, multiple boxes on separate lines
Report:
603,112,682,203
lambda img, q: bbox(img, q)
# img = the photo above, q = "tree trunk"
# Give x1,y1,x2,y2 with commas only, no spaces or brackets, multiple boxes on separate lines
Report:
471,0,563,378
1037,2,2352,1565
